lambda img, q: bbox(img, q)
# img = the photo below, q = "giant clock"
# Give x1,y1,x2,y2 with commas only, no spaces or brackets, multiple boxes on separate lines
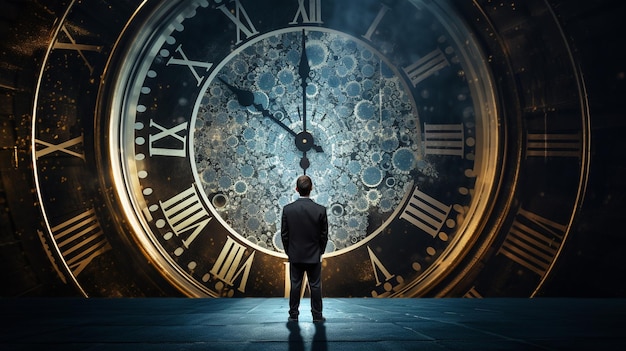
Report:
26,0,589,297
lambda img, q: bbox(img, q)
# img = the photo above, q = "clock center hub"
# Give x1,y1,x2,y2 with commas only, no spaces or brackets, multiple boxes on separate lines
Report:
295,131,314,152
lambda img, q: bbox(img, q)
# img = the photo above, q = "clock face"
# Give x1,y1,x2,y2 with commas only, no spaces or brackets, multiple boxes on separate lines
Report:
196,28,426,254
30,0,589,297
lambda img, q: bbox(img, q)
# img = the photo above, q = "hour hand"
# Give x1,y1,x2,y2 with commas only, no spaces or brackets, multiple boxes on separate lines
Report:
219,77,299,138
218,77,254,107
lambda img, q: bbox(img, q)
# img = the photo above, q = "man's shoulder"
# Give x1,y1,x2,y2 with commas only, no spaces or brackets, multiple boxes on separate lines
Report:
306,199,327,212
312,200,326,210
283,200,301,211
286,198,326,209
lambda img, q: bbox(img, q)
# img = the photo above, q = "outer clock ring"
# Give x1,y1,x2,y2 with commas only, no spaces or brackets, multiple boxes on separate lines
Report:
23,0,590,298
98,0,503,297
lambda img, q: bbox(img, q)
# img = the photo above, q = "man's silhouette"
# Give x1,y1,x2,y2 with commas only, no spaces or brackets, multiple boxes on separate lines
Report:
281,175,328,323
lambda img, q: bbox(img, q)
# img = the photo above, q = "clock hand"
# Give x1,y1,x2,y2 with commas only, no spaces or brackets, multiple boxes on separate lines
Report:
300,152,310,175
218,77,324,154
218,77,254,107
218,77,298,138
295,30,323,154
298,28,311,134
296,108,323,153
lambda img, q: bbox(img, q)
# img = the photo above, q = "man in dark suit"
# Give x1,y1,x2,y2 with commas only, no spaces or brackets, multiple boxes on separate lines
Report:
281,175,329,323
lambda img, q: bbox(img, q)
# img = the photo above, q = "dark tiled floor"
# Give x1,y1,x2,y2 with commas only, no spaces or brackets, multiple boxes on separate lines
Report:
1,298,625,350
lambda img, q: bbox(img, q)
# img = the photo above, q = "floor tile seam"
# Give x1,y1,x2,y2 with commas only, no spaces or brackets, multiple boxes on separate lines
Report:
330,298,405,316
405,313,558,351
398,325,438,342
241,299,273,314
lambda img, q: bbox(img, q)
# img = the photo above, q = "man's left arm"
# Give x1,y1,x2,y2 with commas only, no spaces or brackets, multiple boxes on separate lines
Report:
281,209,289,254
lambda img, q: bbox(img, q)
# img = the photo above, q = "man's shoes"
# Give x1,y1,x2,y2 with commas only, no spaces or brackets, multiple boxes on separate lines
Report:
313,316,326,323
288,316,298,322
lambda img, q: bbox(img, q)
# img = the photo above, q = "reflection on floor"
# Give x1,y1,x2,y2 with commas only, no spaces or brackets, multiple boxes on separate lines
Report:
2,297,625,350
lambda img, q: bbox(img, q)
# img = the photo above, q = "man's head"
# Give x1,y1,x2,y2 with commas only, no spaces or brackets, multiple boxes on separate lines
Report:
296,175,313,197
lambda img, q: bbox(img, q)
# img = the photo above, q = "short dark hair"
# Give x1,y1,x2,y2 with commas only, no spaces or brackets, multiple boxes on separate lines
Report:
296,175,312,196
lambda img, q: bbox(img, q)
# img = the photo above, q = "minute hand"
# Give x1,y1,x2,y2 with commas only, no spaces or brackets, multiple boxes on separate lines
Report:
298,28,311,133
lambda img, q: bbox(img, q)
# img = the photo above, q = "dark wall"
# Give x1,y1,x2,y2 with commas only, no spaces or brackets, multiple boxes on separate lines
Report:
538,0,626,297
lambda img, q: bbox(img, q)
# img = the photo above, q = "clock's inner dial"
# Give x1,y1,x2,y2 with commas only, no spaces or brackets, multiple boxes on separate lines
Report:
193,29,427,253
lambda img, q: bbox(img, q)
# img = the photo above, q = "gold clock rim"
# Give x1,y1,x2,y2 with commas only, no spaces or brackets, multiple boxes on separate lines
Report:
95,0,216,297
30,0,89,296
97,0,505,297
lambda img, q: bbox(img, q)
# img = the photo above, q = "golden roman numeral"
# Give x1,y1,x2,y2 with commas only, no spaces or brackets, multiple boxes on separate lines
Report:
367,246,404,297
210,236,255,293
526,132,582,158
362,4,390,41
367,246,394,286
424,123,465,157
53,25,103,74
35,135,85,160
217,0,259,44
166,44,214,86
403,48,450,87
51,208,111,277
160,185,212,252
498,208,566,276
464,287,483,298
290,0,323,24
149,120,188,157
400,188,451,238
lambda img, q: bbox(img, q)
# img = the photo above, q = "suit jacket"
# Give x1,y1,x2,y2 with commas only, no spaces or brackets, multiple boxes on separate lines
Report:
281,197,328,264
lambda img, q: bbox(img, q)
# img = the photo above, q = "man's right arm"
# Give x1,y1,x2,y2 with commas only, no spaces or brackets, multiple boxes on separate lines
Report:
319,208,329,253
